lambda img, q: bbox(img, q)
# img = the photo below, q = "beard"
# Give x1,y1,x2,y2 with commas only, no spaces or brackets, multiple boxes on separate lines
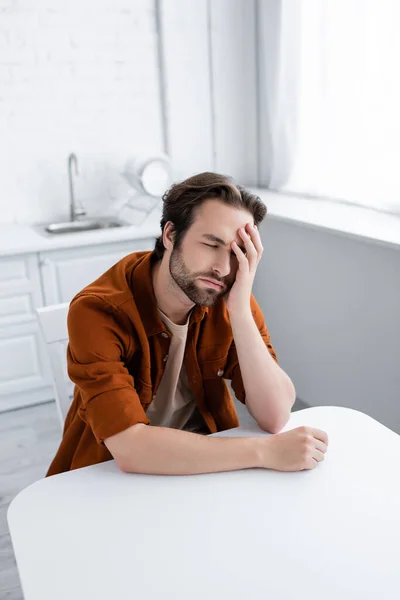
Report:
169,244,232,307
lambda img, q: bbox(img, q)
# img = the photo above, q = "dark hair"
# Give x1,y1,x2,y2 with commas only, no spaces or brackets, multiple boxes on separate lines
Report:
153,172,267,259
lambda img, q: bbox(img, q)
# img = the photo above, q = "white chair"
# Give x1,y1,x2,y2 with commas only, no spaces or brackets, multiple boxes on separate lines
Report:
36,303,72,428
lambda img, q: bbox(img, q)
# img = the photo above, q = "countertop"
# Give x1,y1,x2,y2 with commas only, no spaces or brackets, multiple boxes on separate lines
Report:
252,188,400,252
0,203,163,258
1,189,399,259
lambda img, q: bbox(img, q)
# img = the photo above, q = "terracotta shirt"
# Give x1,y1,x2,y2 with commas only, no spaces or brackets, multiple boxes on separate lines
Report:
47,250,278,476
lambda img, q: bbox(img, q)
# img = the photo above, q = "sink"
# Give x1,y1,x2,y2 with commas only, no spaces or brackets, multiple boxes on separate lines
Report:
41,217,127,235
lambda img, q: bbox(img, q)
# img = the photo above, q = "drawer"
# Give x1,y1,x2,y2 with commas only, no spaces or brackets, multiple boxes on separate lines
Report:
0,254,43,326
39,238,156,304
0,256,30,286
0,254,42,294
0,292,34,325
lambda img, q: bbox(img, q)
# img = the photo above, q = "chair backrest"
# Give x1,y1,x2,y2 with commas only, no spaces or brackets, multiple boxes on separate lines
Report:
36,303,71,428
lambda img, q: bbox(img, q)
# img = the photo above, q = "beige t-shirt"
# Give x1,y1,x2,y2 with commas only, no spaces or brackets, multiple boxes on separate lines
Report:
145,308,208,434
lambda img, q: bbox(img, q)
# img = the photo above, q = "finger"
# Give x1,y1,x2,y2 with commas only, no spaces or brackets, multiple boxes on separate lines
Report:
312,449,325,463
310,428,329,446
246,223,264,256
242,225,260,258
239,228,258,268
231,241,248,268
315,439,328,454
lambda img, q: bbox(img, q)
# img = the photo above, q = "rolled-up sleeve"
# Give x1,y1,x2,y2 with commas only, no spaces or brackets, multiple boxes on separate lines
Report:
67,294,150,444
223,295,278,404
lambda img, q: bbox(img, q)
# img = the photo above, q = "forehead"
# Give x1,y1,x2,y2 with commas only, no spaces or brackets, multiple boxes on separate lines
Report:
190,199,253,236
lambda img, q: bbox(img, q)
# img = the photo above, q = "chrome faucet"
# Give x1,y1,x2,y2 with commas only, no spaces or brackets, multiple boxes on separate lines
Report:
68,153,86,221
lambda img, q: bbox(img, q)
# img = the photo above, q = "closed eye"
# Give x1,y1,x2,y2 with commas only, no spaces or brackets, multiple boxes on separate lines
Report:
203,242,241,257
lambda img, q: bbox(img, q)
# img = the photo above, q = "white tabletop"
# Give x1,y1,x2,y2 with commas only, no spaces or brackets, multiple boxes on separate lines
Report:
7,406,400,600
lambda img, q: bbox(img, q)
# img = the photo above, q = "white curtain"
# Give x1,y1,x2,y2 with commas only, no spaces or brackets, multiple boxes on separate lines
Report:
258,0,400,215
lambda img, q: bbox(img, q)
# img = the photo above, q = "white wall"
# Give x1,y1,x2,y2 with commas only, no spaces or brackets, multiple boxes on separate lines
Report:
0,0,165,225
0,0,259,226
159,0,214,177
254,217,400,433
160,0,258,183
208,0,258,183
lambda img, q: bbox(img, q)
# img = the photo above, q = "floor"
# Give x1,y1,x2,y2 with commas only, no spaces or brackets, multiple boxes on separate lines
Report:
0,401,61,600
0,396,308,599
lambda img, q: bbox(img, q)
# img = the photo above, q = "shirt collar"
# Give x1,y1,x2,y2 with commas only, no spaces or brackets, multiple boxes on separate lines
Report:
130,251,209,337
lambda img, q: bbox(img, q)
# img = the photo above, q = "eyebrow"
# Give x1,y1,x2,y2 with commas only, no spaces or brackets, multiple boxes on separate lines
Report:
202,233,245,252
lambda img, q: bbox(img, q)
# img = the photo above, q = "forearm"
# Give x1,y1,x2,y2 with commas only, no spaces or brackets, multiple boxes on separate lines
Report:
113,424,262,475
230,311,296,433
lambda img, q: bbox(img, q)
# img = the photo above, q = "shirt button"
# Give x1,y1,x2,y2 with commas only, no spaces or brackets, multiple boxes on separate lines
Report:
161,332,169,338
163,354,169,363
217,369,224,377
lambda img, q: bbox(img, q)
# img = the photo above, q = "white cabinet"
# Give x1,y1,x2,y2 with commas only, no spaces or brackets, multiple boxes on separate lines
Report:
39,238,155,305
0,236,156,412
0,254,52,411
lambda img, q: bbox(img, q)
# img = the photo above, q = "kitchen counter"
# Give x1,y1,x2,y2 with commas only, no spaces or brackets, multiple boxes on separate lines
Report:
2,189,400,258
0,203,162,257
252,188,400,252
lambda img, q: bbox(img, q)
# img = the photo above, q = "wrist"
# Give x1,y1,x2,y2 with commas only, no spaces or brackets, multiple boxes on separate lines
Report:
227,306,253,323
250,436,268,469
252,436,275,470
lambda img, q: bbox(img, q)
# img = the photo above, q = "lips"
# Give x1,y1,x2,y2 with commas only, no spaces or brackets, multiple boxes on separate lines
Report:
199,277,225,290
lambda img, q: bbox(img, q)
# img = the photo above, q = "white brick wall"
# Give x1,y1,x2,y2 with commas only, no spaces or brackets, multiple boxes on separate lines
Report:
0,0,164,224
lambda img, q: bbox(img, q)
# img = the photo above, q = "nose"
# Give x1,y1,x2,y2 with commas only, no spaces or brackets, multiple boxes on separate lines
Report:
212,251,232,278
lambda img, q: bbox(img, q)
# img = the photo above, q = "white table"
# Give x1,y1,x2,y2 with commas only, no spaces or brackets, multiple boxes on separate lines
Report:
7,406,400,600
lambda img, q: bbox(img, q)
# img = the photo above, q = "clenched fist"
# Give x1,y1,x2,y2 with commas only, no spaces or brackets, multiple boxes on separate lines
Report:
259,426,329,472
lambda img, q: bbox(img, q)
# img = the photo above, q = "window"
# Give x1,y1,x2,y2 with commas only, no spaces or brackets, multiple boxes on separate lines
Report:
258,0,400,215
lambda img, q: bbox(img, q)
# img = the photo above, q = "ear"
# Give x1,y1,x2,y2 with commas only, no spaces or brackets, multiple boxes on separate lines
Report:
162,221,176,251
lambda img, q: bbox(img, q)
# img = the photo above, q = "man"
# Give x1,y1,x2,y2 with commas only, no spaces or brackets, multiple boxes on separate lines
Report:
47,172,328,476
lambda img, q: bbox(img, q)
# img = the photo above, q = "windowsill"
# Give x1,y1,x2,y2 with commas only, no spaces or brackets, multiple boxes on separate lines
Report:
250,188,400,252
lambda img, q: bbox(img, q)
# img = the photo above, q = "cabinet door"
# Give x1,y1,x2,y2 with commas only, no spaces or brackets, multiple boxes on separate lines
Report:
0,254,43,324
0,320,54,411
0,254,53,411
39,238,155,305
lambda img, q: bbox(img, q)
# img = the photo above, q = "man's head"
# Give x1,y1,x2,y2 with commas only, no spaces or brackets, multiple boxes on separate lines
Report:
153,172,267,307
